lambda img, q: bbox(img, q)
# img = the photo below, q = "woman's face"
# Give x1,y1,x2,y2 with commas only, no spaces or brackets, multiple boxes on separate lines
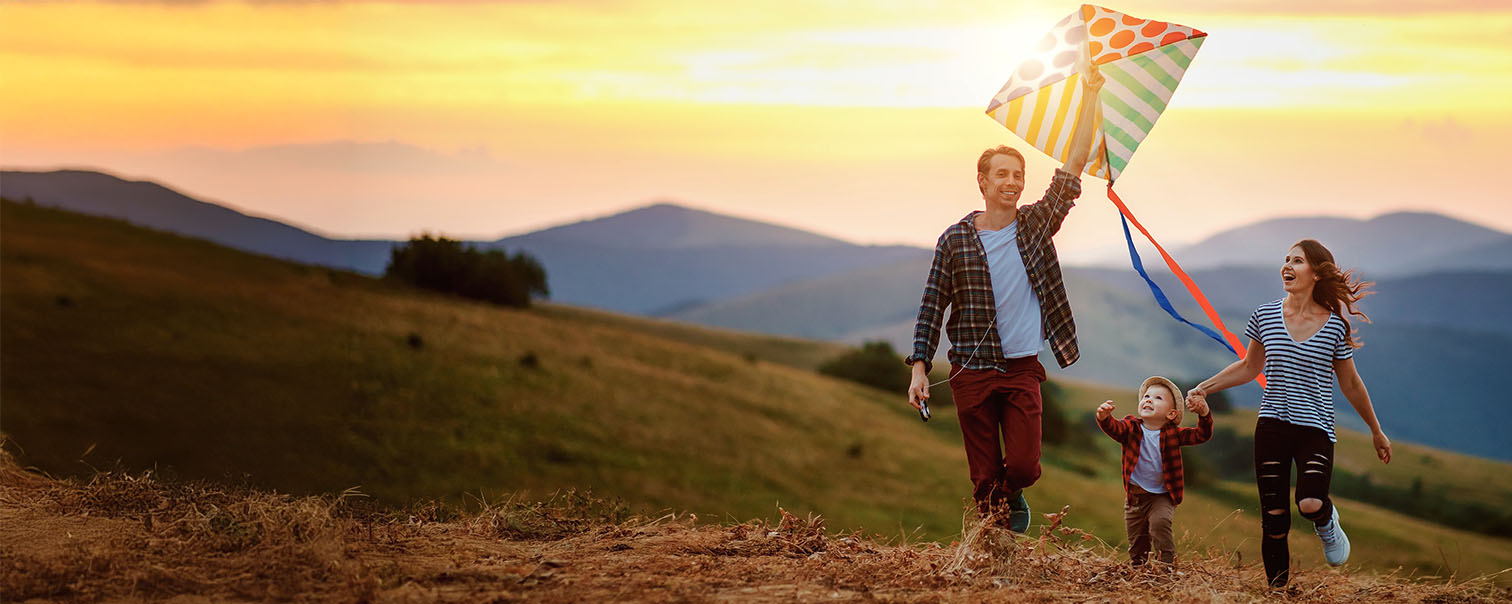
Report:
1281,245,1319,294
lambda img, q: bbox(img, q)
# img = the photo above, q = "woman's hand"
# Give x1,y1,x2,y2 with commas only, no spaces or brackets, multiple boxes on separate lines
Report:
1373,430,1392,464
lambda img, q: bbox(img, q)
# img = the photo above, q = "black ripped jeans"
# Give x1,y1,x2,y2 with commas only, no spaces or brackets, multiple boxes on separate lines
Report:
1253,417,1335,587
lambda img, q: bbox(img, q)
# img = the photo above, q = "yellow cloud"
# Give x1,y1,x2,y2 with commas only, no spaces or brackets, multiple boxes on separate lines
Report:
2,0,1508,153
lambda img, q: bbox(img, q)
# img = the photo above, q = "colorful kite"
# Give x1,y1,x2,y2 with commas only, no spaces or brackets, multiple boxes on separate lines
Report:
985,5,1258,379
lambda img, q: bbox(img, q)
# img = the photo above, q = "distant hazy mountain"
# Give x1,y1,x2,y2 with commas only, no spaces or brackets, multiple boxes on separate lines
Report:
482,203,928,314
0,169,927,314
497,202,850,250
663,255,933,339
1171,212,1512,276
0,170,397,273
1065,267,1512,336
674,261,1512,342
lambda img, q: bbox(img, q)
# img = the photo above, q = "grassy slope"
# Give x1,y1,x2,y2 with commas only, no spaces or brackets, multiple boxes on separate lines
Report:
2,200,1508,584
0,200,962,538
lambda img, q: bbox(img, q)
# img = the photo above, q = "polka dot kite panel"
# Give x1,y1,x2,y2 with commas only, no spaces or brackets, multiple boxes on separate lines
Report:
1080,4,1206,67
986,10,1084,112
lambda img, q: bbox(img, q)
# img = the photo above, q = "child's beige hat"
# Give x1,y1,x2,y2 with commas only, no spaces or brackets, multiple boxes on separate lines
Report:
1139,376,1184,425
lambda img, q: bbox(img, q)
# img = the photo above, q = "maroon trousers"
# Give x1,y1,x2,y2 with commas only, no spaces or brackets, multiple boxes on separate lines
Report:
949,357,1046,515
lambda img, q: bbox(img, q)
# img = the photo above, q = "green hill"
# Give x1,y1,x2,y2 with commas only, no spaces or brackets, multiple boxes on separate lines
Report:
3,199,1509,584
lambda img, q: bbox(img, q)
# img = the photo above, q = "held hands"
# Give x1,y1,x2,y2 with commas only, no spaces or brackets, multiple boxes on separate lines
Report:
1185,387,1207,411
1373,430,1393,464
1095,400,1115,420
1185,389,1210,417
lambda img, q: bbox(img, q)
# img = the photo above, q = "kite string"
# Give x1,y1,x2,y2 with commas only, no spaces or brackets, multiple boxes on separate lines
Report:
927,316,995,388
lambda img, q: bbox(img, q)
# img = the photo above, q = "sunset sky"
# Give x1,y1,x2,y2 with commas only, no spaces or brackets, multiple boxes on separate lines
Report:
3,0,1509,260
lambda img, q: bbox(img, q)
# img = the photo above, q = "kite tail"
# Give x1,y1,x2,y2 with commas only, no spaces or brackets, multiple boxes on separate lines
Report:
1107,186,1265,388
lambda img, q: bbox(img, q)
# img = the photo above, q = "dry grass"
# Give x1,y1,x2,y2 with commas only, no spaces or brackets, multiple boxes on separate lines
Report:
3,445,1506,603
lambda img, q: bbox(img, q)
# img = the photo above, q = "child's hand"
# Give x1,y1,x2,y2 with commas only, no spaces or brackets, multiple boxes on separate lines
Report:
1096,400,1115,420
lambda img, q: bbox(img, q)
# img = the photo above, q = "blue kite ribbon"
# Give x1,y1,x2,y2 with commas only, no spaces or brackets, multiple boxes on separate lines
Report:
1118,212,1237,355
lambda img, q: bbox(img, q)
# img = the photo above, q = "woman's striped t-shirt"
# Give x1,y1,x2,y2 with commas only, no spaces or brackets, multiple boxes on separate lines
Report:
1245,299,1354,442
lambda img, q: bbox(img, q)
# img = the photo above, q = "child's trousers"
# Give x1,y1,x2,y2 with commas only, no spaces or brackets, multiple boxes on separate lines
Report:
1124,484,1175,566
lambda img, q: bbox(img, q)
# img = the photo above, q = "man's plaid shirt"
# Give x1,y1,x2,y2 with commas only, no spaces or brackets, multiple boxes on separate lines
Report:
1096,413,1214,505
905,168,1083,373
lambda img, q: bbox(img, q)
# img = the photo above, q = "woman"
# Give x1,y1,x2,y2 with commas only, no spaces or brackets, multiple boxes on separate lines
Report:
1187,239,1391,588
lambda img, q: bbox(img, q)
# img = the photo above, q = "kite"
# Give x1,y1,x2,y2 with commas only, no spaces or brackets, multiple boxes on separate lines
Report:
985,5,1259,381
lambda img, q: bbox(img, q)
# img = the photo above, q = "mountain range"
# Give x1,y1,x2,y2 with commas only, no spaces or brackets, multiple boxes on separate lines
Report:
1170,212,1512,276
0,170,921,314
4,167,1509,459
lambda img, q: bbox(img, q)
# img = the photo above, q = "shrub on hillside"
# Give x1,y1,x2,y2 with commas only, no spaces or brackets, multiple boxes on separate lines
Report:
385,235,548,307
819,341,910,393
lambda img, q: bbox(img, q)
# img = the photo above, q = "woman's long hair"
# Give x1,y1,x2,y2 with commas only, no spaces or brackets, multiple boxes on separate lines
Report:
1294,239,1374,348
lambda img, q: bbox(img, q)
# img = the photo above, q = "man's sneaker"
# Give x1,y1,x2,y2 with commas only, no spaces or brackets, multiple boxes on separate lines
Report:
1315,505,1351,566
1007,490,1031,533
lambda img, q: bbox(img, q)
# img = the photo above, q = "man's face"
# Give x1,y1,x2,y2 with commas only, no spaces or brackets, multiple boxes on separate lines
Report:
978,154,1025,208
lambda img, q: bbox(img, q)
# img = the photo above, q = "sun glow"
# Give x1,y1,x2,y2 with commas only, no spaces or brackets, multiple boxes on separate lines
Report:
2,1,1508,244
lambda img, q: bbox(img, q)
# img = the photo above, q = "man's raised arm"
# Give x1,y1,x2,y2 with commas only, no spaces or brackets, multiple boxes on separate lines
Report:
1062,66,1105,176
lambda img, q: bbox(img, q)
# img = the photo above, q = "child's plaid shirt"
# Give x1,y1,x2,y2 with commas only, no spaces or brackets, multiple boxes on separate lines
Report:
905,169,1083,373
1097,413,1214,505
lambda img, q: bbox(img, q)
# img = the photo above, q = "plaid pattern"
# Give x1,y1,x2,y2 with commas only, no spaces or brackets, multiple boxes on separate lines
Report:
906,168,1083,373
1097,413,1213,505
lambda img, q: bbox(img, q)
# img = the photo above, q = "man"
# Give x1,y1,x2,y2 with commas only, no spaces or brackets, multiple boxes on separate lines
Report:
904,67,1103,532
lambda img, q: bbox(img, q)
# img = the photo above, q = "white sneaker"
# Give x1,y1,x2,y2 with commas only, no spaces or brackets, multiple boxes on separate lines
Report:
1315,505,1351,566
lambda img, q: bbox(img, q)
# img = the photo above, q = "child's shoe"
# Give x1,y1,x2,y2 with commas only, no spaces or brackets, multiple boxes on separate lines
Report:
1007,490,1031,533
1315,505,1350,566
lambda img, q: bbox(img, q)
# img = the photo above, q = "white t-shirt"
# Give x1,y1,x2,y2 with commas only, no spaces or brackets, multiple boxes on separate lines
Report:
1131,425,1167,494
977,222,1043,358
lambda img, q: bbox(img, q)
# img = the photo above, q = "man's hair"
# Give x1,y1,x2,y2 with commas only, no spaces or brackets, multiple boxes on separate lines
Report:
976,145,1026,194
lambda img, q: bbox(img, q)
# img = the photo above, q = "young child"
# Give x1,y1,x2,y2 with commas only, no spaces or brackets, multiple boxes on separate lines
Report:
1095,376,1212,568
